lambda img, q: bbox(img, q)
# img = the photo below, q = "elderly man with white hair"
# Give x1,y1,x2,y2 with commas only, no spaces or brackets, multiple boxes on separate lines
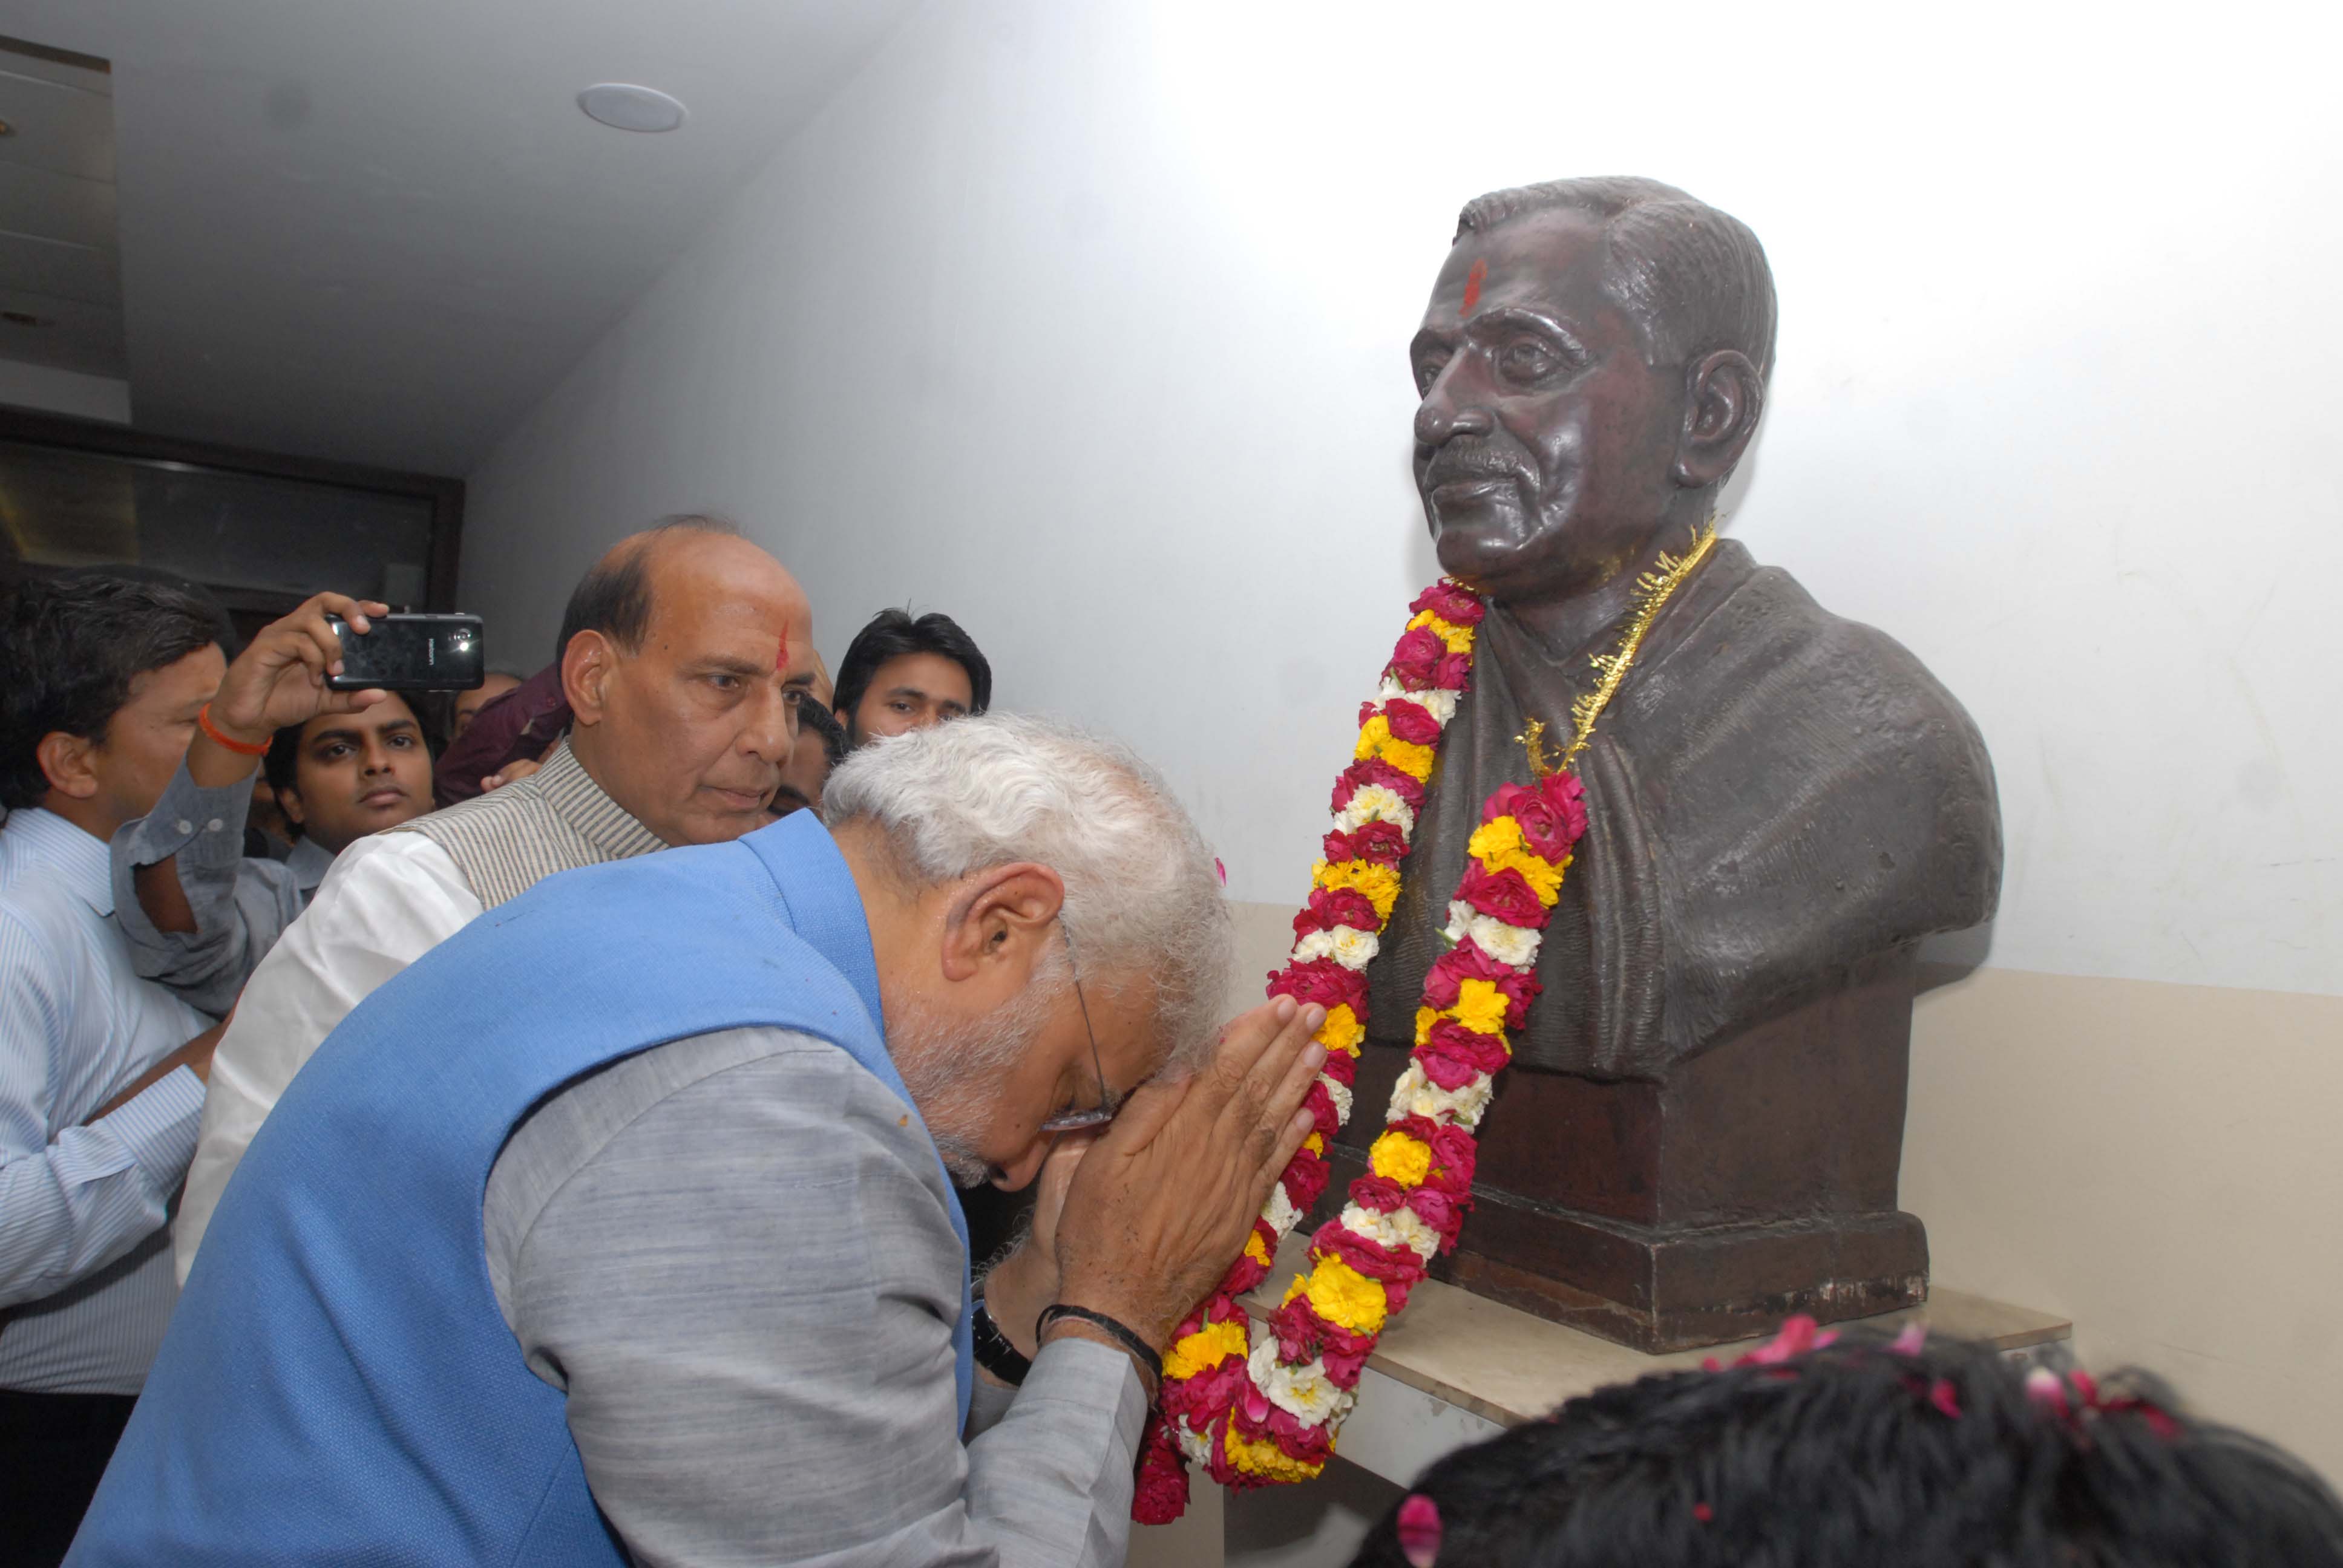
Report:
69,714,1319,1568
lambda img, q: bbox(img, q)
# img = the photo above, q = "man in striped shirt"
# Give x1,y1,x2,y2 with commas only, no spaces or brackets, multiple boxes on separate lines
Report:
171,517,821,1282
0,573,395,1565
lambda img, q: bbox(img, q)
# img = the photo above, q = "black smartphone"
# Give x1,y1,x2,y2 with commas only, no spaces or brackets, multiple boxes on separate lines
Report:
325,613,486,691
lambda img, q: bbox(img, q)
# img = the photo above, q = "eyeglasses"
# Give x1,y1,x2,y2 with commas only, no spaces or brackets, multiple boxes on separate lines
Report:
1037,924,1117,1134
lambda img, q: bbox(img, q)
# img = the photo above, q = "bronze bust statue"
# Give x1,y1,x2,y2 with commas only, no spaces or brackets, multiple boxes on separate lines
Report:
1328,178,2002,1350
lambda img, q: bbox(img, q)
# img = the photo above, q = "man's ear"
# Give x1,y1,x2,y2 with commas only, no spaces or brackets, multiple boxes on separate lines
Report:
1672,349,1765,490
939,862,1067,984
277,782,307,829
562,632,614,727
34,730,100,802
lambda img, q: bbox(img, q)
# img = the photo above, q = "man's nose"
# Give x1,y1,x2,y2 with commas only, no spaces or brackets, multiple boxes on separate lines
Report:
1414,364,1494,448
992,1140,1051,1194
739,685,794,762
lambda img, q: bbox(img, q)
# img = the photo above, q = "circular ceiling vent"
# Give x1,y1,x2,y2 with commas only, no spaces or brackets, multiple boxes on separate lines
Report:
577,83,687,133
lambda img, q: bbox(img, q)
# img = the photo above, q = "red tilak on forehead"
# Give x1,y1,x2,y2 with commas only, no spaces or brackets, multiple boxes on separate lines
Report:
776,635,789,671
1460,258,1486,317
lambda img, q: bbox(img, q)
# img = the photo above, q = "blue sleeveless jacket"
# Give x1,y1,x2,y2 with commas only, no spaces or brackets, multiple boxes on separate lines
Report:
69,811,972,1566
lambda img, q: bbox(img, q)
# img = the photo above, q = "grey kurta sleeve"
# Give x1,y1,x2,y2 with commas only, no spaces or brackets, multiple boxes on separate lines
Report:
483,1025,1147,1568
108,761,303,1016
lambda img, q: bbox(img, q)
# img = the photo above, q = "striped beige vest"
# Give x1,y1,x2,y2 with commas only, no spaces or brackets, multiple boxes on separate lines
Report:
396,740,665,909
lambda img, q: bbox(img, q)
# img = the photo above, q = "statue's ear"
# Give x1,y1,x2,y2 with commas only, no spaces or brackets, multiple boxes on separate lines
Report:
1672,349,1764,489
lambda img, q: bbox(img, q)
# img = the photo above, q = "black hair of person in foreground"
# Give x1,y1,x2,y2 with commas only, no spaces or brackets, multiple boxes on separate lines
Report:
833,608,992,745
1348,1327,2343,1568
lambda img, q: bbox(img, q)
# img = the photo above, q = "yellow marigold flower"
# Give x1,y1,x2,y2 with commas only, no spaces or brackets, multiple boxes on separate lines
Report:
1163,1318,1251,1382
1243,1229,1273,1266
1377,735,1437,781
1304,1255,1391,1336
1353,714,1393,762
1283,1275,1309,1307
1412,1006,1437,1046
1467,816,1525,864
1314,860,1401,921
1303,1132,1326,1157
1406,609,1477,655
1468,817,1563,901
1316,1003,1365,1056
1450,979,1510,1036
1222,1425,1326,1483
1369,1129,1432,1187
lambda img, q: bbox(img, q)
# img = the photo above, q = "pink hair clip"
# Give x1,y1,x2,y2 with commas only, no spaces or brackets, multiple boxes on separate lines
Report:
1397,1494,1442,1568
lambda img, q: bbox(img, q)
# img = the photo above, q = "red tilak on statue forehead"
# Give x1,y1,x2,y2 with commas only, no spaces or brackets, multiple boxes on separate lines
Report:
1461,258,1487,316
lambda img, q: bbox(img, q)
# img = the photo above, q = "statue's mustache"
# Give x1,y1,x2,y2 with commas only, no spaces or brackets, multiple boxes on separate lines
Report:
1420,438,1535,493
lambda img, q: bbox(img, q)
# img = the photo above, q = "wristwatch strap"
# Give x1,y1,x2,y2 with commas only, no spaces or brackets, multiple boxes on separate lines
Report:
971,1293,1032,1387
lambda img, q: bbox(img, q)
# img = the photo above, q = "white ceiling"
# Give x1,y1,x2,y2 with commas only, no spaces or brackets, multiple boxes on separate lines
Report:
0,0,920,475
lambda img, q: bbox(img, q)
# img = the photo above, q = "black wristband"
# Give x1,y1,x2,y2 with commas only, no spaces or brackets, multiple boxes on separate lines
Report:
1035,1303,1161,1386
971,1294,1032,1387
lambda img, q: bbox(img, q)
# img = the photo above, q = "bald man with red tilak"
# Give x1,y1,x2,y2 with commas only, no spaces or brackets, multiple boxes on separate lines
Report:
173,519,821,1278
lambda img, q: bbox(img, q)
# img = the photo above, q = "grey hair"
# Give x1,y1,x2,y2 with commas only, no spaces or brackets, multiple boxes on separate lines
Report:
1455,176,1777,384
821,712,1232,1073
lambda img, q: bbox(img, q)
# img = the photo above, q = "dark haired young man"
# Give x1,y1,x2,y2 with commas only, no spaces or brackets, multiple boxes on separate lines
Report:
0,573,389,1564
110,696,436,1008
833,607,992,745
171,519,822,1282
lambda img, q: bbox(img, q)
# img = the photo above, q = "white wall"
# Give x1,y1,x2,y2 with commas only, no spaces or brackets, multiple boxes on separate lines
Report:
463,0,2342,1001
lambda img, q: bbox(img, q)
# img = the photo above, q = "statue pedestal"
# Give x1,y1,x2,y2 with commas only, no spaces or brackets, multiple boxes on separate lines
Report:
1328,948,1927,1351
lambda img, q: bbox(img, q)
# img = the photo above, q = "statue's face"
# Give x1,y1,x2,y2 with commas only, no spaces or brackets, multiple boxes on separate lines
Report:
1411,210,1684,605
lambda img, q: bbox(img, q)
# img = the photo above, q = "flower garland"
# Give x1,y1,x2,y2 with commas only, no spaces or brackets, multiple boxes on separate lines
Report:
1135,530,1719,1522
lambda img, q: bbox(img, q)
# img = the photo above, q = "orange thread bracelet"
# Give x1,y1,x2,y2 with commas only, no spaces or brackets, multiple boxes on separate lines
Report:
197,702,271,757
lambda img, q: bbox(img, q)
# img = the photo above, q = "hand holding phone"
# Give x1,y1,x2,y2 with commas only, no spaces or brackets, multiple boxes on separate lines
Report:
203,593,393,754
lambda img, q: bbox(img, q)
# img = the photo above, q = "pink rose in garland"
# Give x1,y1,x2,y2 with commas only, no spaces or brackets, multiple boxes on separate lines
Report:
1332,758,1427,812
1417,1020,1512,1089
1411,582,1486,626
1380,698,1443,746
1312,1222,1425,1285
1135,1424,1190,1518
1421,1125,1480,1196
1457,862,1552,929
1404,1186,1468,1248
1385,626,1446,688
1279,1145,1333,1210
1423,941,1544,1025
1348,1174,1409,1214
1294,886,1381,938
1267,958,1368,1014
1481,773,1590,863
1323,820,1408,866
1301,1082,1343,1139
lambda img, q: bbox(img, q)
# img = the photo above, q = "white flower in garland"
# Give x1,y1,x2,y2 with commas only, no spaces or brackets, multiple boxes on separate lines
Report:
1323,1076,1353,1126
1390,1060,1495,1128
1332,783,1417,836
1289,925,1380,972
1264,1180,1301,1238
1248,1333,1350,1425
1443,901,1544,968
1338,1199,1440,1264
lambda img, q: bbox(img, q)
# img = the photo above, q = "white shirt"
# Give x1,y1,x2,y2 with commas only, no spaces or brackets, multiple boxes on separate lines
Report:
0,808,209,1393
172,832,480,1283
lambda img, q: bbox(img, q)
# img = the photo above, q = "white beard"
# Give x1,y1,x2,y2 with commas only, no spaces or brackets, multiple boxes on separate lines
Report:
888,965,1065,1186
